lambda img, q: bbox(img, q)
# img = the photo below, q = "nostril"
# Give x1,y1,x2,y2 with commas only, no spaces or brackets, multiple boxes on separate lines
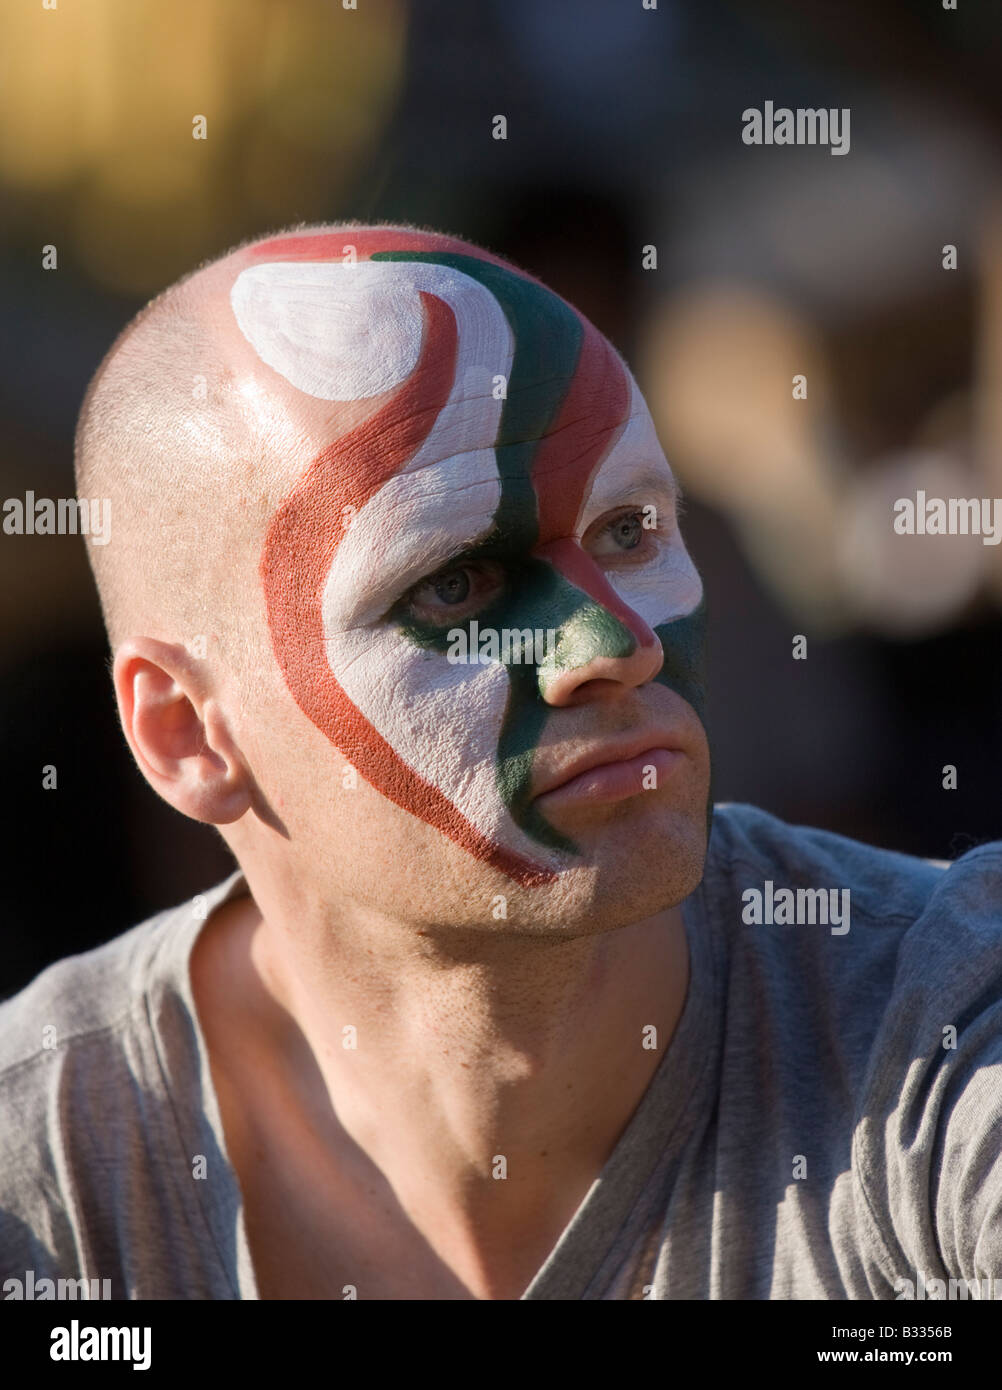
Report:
540,641,665,706
563,678,633,707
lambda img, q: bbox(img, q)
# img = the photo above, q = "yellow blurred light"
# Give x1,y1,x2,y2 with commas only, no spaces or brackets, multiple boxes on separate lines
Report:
838,453,984,637
239,128,349,222
72,179,223,297
639,282,847,628
640,282,831,511
0,0,408,290
92,148,202,206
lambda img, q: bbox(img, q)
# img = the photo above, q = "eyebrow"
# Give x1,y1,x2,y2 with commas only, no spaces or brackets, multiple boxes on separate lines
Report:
363,465,685,610
596,467,682,510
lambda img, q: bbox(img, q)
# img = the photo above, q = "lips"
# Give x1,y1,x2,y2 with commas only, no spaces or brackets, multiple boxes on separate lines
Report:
533,733,687,807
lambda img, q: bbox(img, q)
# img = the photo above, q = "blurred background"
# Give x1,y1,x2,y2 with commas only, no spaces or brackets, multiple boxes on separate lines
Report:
2,0,1001,996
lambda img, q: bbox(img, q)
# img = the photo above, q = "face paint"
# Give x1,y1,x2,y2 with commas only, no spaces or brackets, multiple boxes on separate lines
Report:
233,231,707,886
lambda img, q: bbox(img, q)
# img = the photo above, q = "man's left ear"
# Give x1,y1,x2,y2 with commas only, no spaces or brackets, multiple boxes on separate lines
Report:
112,636,253,826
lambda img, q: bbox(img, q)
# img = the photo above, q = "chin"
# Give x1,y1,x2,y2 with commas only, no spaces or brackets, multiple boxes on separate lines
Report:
524,797,710,935
557,785,707,868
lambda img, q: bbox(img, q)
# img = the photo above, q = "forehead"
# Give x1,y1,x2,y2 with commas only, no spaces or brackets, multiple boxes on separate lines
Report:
228,252,673,522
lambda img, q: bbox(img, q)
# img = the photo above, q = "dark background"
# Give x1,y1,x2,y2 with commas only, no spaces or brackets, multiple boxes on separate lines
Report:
2,0,1001,997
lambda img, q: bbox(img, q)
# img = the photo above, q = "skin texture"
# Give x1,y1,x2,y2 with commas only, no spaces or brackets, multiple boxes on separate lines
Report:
82,223,714,1299
242,236,708,884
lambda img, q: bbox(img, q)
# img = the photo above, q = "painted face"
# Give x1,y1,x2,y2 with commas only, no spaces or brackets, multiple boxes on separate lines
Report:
230,231,707,887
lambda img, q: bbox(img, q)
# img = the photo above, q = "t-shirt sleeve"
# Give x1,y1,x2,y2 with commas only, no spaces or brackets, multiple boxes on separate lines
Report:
933,1034,1002,1287
851,845,1002,1295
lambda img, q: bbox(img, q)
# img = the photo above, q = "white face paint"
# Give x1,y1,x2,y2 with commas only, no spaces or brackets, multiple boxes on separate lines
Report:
233,258,557,864
232,256,704,873
231,260,426,402
579,376,703,629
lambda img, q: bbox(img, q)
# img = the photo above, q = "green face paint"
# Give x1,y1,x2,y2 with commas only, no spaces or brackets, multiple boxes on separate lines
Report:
249,232,709,884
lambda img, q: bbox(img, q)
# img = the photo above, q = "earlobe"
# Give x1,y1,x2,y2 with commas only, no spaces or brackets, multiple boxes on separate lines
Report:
113,637,253,826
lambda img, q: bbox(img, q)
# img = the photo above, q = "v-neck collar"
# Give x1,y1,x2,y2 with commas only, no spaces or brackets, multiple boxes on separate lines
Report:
520,878,719,1298
153,858,721,1301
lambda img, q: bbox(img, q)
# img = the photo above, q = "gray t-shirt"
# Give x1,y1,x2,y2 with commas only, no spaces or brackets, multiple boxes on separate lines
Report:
2,802,1001,1300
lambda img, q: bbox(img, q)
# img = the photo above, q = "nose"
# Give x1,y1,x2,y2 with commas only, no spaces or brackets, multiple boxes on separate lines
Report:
533,538,664,707
541,622,664,707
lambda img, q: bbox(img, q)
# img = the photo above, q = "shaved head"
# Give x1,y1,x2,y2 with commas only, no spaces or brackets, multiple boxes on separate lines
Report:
76,220,710,929
75,221,580,686
74,222,408,677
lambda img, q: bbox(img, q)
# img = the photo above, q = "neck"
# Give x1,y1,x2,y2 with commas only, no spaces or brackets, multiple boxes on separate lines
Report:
195,869,692,1295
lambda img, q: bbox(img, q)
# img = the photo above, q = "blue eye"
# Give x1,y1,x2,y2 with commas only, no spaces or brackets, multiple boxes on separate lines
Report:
399,558,506,628
432,569,471,604
610,514,643,549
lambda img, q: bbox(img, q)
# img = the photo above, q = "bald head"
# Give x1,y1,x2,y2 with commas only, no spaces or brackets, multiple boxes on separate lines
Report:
76,219,708,899
75,221,481,672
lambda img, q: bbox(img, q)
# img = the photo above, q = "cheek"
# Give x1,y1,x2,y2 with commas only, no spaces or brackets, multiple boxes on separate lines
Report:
322,454,503,630
326,625,528,846
602,540,704,631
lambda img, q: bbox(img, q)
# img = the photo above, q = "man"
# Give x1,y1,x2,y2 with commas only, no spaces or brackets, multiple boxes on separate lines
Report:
1,222,1000,1301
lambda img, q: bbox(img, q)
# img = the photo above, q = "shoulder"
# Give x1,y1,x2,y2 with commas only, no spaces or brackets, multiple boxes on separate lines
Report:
0,909,179,1072
702,802,1001,1070
705,801,947,926
0,870,246,1071
693,801,962,1130
700,806,1002,1287
844,828,1000,1284
0,873,243,1276
850,840,1002,1286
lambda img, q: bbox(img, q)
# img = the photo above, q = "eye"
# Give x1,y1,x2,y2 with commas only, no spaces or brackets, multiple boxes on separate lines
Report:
585,508,657,563
430,569,470,605
401,560,505,626
607,513,643,550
